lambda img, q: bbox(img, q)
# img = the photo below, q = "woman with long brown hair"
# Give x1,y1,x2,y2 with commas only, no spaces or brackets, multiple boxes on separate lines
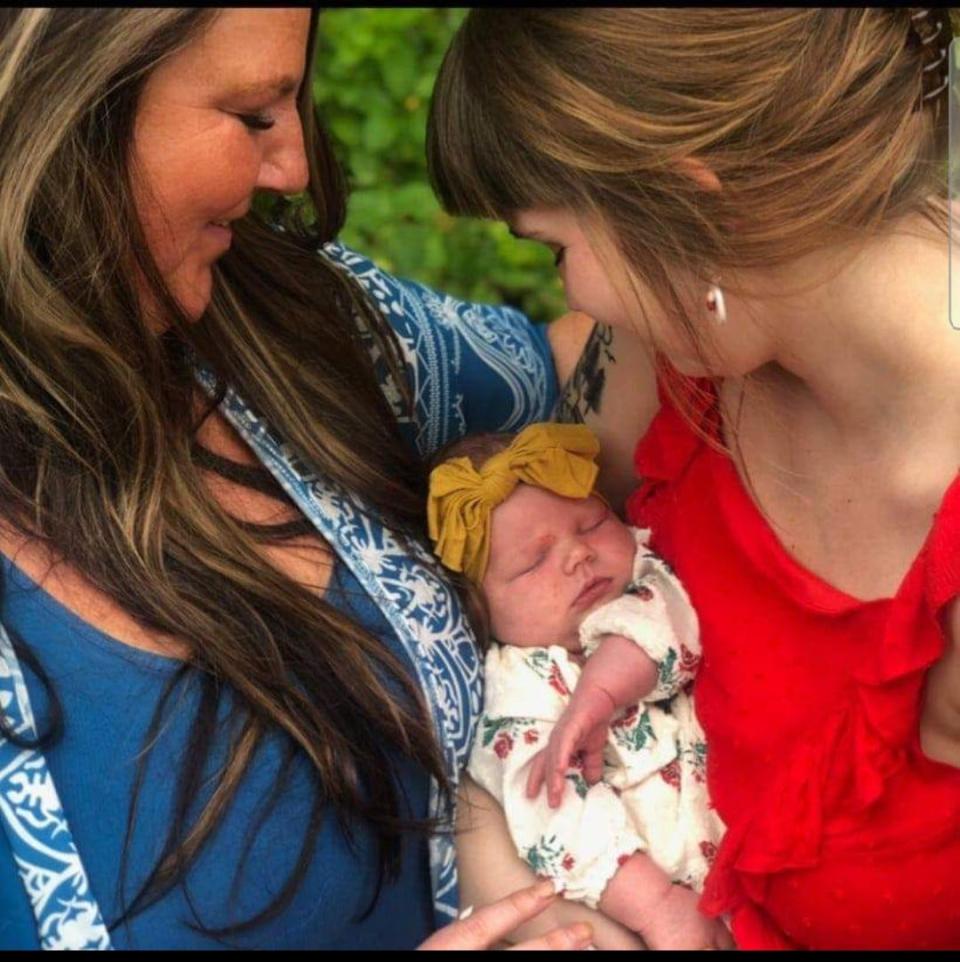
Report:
0,7,603,950
428,7,960,949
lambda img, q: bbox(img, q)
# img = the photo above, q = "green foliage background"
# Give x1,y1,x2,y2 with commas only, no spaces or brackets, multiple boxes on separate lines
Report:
313,8,565,323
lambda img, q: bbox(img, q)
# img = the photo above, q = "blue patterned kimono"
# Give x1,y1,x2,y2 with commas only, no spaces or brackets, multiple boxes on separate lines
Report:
0,243,558,949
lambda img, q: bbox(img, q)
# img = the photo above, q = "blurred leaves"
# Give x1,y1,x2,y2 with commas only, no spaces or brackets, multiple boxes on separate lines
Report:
313,8,565,323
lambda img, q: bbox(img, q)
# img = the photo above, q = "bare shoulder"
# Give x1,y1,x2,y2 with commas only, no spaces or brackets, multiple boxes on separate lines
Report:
546,311,596,385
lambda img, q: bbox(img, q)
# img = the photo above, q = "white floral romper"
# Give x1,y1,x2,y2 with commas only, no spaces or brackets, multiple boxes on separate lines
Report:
467,528,725,909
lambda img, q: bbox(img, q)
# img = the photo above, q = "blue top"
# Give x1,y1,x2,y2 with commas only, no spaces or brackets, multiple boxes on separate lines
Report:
0,244,559,949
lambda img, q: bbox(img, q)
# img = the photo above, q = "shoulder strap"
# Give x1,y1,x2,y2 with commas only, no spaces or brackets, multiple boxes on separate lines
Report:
0,623,112,949
195,367,480,926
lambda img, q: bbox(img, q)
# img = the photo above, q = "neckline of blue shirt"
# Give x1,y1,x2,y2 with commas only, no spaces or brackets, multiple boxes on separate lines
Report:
0,551,385,675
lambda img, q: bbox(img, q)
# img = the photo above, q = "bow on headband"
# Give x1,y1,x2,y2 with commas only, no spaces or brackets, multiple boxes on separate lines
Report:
427,422,601,584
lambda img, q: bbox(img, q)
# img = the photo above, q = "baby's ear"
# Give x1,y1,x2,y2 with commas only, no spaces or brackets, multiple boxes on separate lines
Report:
675,156,722,193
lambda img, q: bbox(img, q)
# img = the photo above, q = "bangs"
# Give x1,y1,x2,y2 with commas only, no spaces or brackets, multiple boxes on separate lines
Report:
426,17,575,221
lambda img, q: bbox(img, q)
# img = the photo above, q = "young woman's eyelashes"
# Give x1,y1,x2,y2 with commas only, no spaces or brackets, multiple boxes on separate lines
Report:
235,111,275,131
552,246,566,268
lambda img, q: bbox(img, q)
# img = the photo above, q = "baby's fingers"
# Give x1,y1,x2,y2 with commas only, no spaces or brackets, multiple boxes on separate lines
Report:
545,730,586,807
547,765,570,809
525,749,548,800
581,747,605,785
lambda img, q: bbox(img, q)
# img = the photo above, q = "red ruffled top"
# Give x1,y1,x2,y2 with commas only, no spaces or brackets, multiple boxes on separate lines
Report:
626,374,960,950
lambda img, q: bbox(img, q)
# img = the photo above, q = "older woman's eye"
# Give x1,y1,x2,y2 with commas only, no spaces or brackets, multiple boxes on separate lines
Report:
552,247,566,267
236,112,275,132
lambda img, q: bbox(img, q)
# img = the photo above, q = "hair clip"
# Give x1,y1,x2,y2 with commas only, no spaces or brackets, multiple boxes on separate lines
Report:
923,46,948,72
920,19,944,44
922,73,950,101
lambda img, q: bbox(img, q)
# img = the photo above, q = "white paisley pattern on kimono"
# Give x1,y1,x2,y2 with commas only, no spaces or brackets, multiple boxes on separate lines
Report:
320,242,554,459
0,627,112,949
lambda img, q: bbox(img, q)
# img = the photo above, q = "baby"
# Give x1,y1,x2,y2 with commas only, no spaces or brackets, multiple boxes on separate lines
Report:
427,422,728,950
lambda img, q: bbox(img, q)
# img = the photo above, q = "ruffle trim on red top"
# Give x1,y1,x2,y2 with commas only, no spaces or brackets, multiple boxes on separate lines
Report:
631,372,960,946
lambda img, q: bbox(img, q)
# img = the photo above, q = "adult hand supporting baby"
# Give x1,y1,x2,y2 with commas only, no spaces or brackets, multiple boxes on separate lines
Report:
526,634,659,807
417,879,593,950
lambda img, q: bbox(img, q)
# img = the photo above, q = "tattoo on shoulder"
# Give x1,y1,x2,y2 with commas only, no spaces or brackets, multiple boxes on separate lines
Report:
553,322,615,424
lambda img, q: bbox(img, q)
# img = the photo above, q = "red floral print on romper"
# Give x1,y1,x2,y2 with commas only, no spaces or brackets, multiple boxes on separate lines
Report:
548,662,570,697
660,758,681,789
679,642,700,675
612,705,640,730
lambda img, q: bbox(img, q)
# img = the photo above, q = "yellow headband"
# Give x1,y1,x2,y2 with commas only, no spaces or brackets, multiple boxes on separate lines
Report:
427,422,601,584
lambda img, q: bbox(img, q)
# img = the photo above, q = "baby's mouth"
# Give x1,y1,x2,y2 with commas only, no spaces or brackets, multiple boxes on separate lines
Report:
571,576,612,611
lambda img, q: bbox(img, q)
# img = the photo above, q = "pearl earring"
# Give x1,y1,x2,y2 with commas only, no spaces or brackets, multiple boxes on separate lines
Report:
706,282,727,324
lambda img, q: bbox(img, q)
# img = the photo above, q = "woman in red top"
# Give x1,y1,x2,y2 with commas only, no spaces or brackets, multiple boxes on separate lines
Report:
428,8,960,950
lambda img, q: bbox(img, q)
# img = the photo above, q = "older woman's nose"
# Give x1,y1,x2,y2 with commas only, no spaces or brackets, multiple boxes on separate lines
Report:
257,120,310,195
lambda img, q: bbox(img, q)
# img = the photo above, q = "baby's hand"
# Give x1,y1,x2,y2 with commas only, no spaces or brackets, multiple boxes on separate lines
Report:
526,635,659,808
601,851,734,950
525,684,616,808
640,884,734,951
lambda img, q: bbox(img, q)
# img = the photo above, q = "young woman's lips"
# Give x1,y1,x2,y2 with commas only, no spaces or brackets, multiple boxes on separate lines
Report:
572,576,612,611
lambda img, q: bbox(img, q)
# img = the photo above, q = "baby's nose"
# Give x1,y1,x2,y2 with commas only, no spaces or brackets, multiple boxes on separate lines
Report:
567,538,595,569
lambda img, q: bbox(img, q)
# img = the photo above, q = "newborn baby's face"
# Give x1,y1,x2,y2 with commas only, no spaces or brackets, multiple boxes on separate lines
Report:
482,486,635,651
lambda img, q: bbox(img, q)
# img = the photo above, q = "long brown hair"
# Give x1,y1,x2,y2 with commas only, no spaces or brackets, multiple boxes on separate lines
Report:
0,8,450,936
426,8,953,428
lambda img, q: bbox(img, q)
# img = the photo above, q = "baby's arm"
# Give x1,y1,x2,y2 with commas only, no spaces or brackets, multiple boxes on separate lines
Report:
526,634,658,807
470,697,699,947
464,758,727,949
468,647,731,949
459,774,729,949
530,543,702,807
600,853,733,950
458,776,729,949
